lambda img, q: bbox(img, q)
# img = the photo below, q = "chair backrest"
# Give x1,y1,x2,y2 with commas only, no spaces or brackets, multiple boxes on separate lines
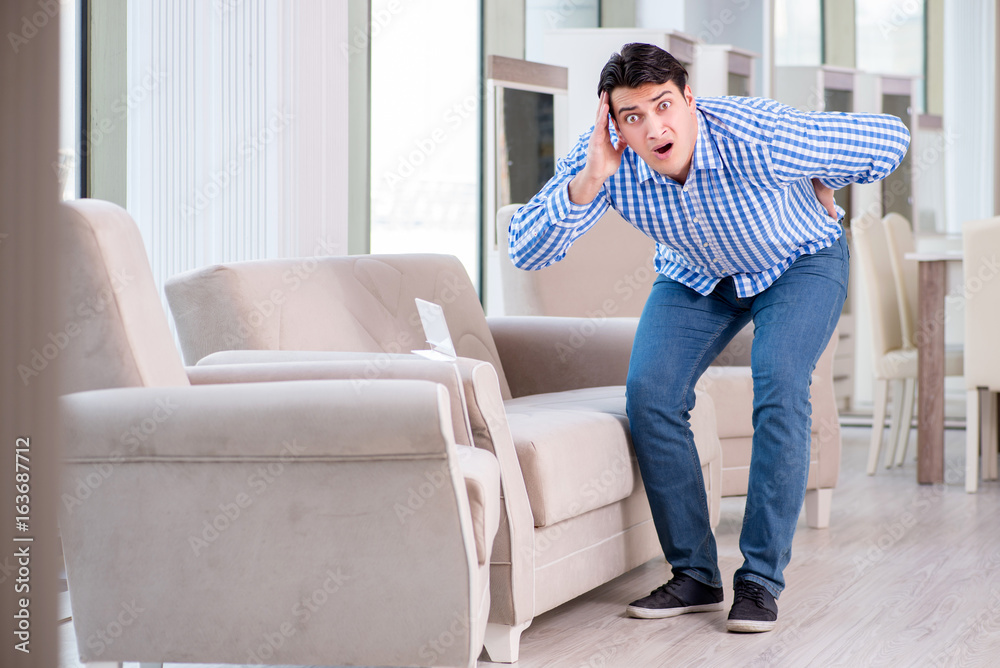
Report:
496,203,657,317
963,216,1000,391
882,213,919,347
59,199,190,394
851,212,907,373
166,253,514,398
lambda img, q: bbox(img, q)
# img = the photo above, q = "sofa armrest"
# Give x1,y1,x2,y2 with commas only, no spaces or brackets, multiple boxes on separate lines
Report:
452,357,536,627
186,356,473,448
61,379,457,461
486,316,638,398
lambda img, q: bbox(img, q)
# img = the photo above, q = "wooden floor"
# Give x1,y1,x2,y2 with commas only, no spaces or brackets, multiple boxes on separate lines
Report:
60,426,1000,668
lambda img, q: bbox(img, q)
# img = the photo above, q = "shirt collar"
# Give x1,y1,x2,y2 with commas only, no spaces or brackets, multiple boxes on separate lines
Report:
632,106,723,185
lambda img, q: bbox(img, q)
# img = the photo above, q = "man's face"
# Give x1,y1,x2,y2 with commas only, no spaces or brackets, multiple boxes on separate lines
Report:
610,80,698,184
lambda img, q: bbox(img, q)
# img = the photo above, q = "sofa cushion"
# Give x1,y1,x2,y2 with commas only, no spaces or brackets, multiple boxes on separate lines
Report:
503,386,635,528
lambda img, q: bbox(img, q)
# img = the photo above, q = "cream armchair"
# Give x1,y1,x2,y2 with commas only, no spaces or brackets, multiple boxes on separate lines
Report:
165,252,723,663
58,199,499,668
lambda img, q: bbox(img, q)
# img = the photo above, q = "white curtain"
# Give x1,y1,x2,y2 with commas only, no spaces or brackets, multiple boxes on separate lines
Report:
126,0,350,302
944,0,997,233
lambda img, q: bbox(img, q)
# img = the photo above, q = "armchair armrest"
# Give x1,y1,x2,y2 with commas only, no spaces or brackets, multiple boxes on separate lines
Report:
61,379,457,461
186,355,473,448
452,357,536,627
58,379,490,668
486,316,638,398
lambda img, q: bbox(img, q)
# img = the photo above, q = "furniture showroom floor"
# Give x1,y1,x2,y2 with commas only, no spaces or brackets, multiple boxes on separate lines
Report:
60,426,999,668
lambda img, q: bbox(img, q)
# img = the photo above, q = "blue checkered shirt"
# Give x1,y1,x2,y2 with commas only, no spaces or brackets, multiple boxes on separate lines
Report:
509,96,910,297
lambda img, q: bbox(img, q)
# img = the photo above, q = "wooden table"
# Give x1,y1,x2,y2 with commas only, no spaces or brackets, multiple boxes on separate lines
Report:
905,251,963,484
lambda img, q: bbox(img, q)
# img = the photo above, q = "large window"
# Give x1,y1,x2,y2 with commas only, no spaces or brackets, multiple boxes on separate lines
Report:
369,0,481,287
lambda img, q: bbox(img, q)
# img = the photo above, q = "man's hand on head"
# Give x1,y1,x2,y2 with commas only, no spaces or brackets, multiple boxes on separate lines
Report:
811,178,837,219
569,90,628,205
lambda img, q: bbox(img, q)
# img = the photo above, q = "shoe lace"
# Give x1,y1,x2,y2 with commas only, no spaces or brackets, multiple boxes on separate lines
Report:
650,572,692,597
733,580,769,608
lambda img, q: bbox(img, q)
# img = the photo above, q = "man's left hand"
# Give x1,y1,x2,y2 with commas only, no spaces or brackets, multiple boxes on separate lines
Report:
812,178,837,219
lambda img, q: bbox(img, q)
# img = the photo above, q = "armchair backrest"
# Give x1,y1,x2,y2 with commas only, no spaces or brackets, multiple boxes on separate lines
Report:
59,199,189,394
166,253,513,398
496,203,657,317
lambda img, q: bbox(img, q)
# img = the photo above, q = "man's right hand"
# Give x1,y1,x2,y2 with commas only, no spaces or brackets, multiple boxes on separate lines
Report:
568,91,628,205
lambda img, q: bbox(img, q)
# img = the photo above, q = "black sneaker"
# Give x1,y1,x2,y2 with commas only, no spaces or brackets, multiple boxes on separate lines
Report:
727,580,778,633
626,572,725,619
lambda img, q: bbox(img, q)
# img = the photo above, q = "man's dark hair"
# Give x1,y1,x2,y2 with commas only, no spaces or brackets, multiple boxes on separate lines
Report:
597,43,688,116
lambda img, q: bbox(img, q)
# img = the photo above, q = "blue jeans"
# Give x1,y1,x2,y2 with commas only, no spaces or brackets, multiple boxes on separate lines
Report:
626,234,849,598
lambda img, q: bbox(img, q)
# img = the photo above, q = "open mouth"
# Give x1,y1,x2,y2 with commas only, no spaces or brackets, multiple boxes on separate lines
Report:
653,142,673,156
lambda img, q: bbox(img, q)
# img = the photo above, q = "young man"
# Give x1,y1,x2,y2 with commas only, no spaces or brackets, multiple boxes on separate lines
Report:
509,43,909,633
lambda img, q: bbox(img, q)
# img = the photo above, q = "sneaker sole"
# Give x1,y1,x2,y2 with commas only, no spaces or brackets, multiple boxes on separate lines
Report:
626,602,725,619
726,618,776,633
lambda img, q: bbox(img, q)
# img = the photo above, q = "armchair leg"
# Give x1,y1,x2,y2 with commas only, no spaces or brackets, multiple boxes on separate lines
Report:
804,488,833,529
984,391,999,480
483,620,531,663
967,389,981,493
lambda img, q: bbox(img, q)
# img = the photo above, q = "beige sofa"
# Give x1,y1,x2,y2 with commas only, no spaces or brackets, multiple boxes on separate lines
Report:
58,199,500,668
165,253,723,662
495,203,842,529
